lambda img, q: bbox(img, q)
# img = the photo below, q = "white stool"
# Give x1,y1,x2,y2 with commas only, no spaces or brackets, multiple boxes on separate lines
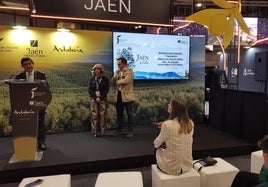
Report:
151,164,200,187
193,157,239,187
94,171,143,187
18,174,71,187
251,150,264,174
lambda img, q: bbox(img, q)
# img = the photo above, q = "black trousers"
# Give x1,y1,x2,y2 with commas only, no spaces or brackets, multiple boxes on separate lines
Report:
231,171,259,187
116,91,134,132
38,108,46,144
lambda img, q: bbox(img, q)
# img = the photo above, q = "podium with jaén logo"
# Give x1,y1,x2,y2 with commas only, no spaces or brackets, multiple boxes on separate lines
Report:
5,79,51,163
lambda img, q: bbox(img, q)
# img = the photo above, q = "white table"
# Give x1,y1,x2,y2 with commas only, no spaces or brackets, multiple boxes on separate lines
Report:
193,157,239,187
18,174,71,187
95,171,143,187
251,150,264,174
151,164,200,187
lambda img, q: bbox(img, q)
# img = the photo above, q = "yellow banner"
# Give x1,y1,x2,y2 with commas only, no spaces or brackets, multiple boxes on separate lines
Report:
0,25,112,68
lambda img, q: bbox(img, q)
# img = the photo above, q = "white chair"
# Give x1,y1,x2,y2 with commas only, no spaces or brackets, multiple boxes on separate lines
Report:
94,171,143,187
18,174,71,187
251,150,264,174
151,164,200,187
193,157,239,187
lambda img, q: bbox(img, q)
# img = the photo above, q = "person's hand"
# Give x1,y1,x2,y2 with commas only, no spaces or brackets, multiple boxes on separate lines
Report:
112,69,120,78
96,98,101,103
114,69,122,80
115,69,121,74
156,122,163,128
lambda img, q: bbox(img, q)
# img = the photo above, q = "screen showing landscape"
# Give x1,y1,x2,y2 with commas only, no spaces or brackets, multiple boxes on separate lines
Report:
113,32,190,80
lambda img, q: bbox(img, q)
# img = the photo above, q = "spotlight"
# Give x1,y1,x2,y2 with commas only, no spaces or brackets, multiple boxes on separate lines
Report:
32,8,36,14
12,25,27,30
57,28,70,32
196,3,202,7
134,25,142,29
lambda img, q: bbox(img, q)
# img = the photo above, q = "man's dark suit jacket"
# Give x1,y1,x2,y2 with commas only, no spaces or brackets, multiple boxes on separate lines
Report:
15,70,46,80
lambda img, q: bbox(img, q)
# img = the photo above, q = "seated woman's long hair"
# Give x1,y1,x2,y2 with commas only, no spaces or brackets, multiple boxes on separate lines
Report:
169,99,193,134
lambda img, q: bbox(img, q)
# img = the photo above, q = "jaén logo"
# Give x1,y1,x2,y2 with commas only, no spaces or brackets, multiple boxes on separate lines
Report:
30,40,38,47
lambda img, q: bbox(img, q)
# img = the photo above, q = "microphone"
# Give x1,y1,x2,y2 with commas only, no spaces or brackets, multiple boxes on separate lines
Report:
9,74,15,79
1,74,15,85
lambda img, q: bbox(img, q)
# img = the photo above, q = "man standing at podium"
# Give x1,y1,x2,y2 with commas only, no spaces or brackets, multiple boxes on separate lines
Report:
15,57,49,150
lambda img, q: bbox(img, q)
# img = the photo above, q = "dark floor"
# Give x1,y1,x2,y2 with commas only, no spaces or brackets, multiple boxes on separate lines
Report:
0,123,257,186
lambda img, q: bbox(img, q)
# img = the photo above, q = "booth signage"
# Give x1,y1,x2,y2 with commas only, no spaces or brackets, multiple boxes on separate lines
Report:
32,0,171,25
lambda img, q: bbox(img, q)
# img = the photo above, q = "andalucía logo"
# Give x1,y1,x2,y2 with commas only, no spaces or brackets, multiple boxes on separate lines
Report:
53,45,84,53
14,109,35,115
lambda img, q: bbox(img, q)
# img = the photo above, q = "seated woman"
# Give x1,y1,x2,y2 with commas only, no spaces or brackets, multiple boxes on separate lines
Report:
153,99,194,175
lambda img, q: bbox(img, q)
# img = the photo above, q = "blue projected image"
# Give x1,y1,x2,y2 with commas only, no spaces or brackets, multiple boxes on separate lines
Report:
113,32,190,80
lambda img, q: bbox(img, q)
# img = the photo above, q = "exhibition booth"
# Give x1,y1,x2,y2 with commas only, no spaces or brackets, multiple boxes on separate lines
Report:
0,0,268,184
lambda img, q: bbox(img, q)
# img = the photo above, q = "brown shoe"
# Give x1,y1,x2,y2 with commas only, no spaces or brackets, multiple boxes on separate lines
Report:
126,133,134,139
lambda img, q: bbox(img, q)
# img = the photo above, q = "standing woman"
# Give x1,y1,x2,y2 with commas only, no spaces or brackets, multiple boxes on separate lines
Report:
88,64,109,137
154,99,194,175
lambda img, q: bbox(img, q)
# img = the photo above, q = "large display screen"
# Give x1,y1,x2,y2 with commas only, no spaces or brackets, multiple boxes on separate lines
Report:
113,32,190,80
